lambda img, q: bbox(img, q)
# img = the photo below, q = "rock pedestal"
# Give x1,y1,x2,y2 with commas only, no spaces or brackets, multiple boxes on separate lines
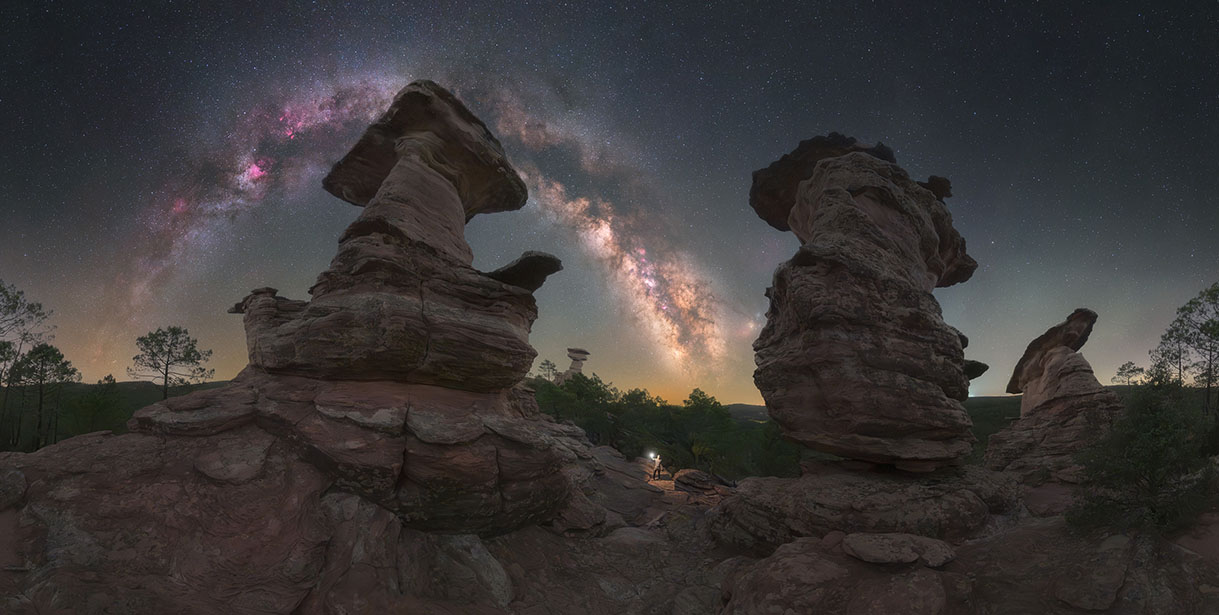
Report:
985,308,1122,484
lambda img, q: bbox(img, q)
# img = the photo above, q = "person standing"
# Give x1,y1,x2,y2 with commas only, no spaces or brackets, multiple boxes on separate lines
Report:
651,454,663,480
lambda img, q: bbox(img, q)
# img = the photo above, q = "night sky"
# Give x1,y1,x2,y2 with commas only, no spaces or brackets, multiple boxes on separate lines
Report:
2,2,1216,404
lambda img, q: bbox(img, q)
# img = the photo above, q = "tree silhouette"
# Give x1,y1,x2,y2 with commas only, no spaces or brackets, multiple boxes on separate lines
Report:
9,343,79,448
1112,361,1145,386
0,279,51,339
538,359,558,382
127,326,214,400
1150,320,1192,384
0,280,53,444
1173,283,1219,412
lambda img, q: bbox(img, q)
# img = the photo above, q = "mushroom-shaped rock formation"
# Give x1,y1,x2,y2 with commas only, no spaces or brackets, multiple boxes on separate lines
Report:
750,137,982,471
0,81,649,612
234,80,556,390
985,309,1123,483
555,347,591,385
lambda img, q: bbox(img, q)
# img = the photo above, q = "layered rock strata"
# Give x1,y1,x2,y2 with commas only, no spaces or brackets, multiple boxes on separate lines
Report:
711,137,1012,562
751,134,983,470
985,308,1123,483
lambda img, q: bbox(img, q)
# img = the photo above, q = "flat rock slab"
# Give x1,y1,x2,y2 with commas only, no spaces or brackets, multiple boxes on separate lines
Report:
842,532,955,567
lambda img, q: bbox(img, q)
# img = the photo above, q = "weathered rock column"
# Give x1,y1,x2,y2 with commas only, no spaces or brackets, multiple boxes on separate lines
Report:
750,133,984,471
710,135,1014,553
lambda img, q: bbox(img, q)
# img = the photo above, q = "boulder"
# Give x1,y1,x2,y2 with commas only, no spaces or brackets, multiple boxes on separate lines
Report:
673,468,728,494
751,140,982,469
986,309,1123,483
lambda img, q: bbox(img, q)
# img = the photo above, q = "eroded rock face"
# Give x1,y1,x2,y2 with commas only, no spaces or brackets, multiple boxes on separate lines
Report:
720,537,961,615
985,309,1123,483
709,462,1017,552
751,138,981,470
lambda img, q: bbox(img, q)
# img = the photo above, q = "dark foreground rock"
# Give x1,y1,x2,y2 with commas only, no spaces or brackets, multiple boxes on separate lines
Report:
709,461,1019,552
720,517,1219,614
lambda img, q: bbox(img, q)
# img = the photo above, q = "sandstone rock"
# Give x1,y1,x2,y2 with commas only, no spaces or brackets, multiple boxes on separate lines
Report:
0,464,24,511
1006,308,1097,397
720,537,956,615
720,538,852,613
986,309,1123,483
751,142,982,469
0,429,334,614
946,517,1219,614
964,359,990,380
917,175,953,201
322,80,527,221
1053,534,1131,611
673,468,728,494
710,462,1017,551
843,569,947,615
749,132,895,232
841,532,955,567
486,250,563,292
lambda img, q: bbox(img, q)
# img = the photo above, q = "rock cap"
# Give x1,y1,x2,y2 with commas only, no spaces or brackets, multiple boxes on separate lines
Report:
1006,308,1098,394
323,80,527,219
749,132,896,232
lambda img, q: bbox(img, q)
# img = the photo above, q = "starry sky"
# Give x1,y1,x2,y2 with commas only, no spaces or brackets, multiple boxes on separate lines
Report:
1,1,1216,404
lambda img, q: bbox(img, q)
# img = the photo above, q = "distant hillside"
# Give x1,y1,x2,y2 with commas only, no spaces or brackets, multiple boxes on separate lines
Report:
725,403,769,422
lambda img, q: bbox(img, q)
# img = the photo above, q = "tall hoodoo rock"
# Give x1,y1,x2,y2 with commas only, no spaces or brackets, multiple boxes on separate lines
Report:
985,308,1122,483
750,134,983,471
